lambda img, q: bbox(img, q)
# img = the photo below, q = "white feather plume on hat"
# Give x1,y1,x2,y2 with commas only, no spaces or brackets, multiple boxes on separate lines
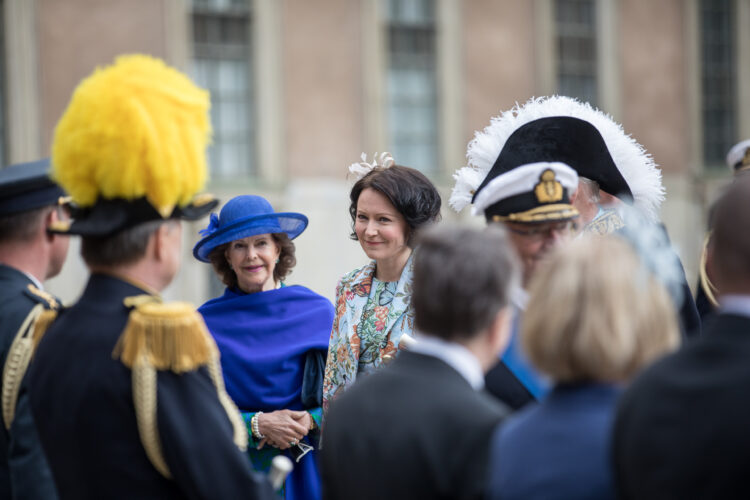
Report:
450,95,665,222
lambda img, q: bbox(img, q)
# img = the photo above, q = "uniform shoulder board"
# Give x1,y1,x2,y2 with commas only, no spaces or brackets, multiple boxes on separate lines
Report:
113,296,247,478
583,209,625,236
23,284,61,310
2,303,60,430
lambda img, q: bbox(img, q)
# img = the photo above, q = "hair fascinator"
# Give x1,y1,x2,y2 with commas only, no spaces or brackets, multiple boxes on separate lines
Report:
348,152,395,182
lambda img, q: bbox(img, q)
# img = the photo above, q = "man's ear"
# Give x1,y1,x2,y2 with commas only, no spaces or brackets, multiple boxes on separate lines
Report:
598,190,621,207
151,224,169,262
43,208,60,242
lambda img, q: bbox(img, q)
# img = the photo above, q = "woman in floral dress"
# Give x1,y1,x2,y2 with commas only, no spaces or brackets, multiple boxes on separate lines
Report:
322,153,442,411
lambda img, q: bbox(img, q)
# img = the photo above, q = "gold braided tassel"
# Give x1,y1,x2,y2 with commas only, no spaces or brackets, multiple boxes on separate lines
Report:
32,309,59,352
113,301,216,373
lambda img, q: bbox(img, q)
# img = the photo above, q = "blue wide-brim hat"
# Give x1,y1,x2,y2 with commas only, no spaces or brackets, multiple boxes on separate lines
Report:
193,195,308,262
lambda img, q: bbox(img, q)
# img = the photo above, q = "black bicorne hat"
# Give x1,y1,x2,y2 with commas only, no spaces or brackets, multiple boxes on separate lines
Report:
472,116,633,203
49,194,219,237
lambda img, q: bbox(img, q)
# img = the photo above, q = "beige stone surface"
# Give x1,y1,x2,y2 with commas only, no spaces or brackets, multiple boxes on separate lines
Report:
282,0,363,179
620,0,688,175
462,0,536,145
37,0,167,152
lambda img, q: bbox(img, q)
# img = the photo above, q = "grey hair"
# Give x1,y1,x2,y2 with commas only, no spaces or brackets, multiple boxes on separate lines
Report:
412,224,520,341
81,219,173,267
579,177,601,204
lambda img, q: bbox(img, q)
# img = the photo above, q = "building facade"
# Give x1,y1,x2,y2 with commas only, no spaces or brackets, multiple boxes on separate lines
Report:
2,0,746,304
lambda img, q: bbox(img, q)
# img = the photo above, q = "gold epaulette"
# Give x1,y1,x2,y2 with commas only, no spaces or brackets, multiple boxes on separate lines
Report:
113,296,216,373
2,304,59,430
116,296,247,478
699,232,719,307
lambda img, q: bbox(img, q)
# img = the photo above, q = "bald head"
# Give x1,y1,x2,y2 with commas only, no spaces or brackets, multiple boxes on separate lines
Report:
710,175,750,293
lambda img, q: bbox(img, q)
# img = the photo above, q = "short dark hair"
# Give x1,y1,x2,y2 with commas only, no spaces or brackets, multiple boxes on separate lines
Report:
0,206,51,244
207,232,297,290
413,224,519,341
349,165,441,246
81,219,166,267
712,174,750,285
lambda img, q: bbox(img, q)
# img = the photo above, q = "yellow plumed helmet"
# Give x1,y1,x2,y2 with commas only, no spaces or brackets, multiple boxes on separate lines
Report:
51,54,212,218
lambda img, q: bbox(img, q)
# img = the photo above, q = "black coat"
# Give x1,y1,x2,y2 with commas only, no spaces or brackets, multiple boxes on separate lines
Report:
321,351,507,500
613,312,750,499
29,274,274,500
0,264,58,500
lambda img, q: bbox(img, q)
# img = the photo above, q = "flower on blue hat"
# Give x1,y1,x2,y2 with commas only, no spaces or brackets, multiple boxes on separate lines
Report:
193,195,308,263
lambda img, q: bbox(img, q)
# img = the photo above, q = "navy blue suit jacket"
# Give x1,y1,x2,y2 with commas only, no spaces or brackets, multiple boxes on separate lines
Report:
487,384,620,500
322,351,508,500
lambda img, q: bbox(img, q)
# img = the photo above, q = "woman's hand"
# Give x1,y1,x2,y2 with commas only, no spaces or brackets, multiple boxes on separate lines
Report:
256,410,309,450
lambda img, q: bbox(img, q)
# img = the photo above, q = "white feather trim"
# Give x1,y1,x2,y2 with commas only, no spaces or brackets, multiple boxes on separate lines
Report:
452,96,665,222
348,152,395,182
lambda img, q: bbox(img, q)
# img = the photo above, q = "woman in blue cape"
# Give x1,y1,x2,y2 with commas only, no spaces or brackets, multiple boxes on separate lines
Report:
194,195,334,500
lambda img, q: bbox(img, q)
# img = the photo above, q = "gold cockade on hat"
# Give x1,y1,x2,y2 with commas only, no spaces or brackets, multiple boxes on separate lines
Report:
740,148,750,172
534,169,564,203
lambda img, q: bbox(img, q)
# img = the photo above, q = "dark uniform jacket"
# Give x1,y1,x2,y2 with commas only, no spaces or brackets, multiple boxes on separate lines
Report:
321,351,508,500
613,312,750,499
29,273,274,500
0,264,58,500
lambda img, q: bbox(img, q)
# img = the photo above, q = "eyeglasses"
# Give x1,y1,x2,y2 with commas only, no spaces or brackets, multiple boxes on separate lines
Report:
505,221,576,241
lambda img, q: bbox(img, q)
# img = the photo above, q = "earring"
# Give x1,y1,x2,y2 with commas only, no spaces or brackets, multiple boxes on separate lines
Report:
275,258,280,264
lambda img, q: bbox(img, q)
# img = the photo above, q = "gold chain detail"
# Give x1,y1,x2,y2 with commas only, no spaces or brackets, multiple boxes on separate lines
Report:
132,358,172,478
2,304,44,430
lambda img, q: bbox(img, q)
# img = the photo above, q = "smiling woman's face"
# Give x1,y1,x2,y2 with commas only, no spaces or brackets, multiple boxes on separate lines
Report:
225,233,280,294
354,188,410,264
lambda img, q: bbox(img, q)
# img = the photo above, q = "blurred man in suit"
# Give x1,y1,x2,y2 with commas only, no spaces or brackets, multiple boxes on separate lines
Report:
322,224,518,500
0,159,69,500
613,174,750,499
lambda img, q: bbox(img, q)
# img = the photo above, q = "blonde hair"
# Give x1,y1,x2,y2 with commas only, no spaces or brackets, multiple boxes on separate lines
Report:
522,235,680,383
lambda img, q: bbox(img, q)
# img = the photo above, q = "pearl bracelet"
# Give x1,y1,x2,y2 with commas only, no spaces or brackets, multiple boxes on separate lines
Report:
251,411,265,439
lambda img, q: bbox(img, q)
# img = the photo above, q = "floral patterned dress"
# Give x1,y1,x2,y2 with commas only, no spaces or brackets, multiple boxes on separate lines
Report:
322,254,415,412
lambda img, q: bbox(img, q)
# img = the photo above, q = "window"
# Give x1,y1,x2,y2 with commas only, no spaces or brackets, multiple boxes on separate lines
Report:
554,0,598,106
191,0,253,178
385,0,437,173
700,0,736,167
0,1,6,165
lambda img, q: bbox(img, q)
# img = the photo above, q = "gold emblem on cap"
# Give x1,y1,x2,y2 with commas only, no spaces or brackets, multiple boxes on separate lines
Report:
534,169,564,203
48,220,71,232
742,148,750,168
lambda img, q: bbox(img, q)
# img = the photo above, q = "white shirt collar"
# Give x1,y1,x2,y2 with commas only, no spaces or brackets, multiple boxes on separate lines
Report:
511,285,528,311
21,270,44,291
409,334,485,390
719,294,750,319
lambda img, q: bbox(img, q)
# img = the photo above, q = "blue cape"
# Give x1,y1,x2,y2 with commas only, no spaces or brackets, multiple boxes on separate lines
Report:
198,285,334,411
